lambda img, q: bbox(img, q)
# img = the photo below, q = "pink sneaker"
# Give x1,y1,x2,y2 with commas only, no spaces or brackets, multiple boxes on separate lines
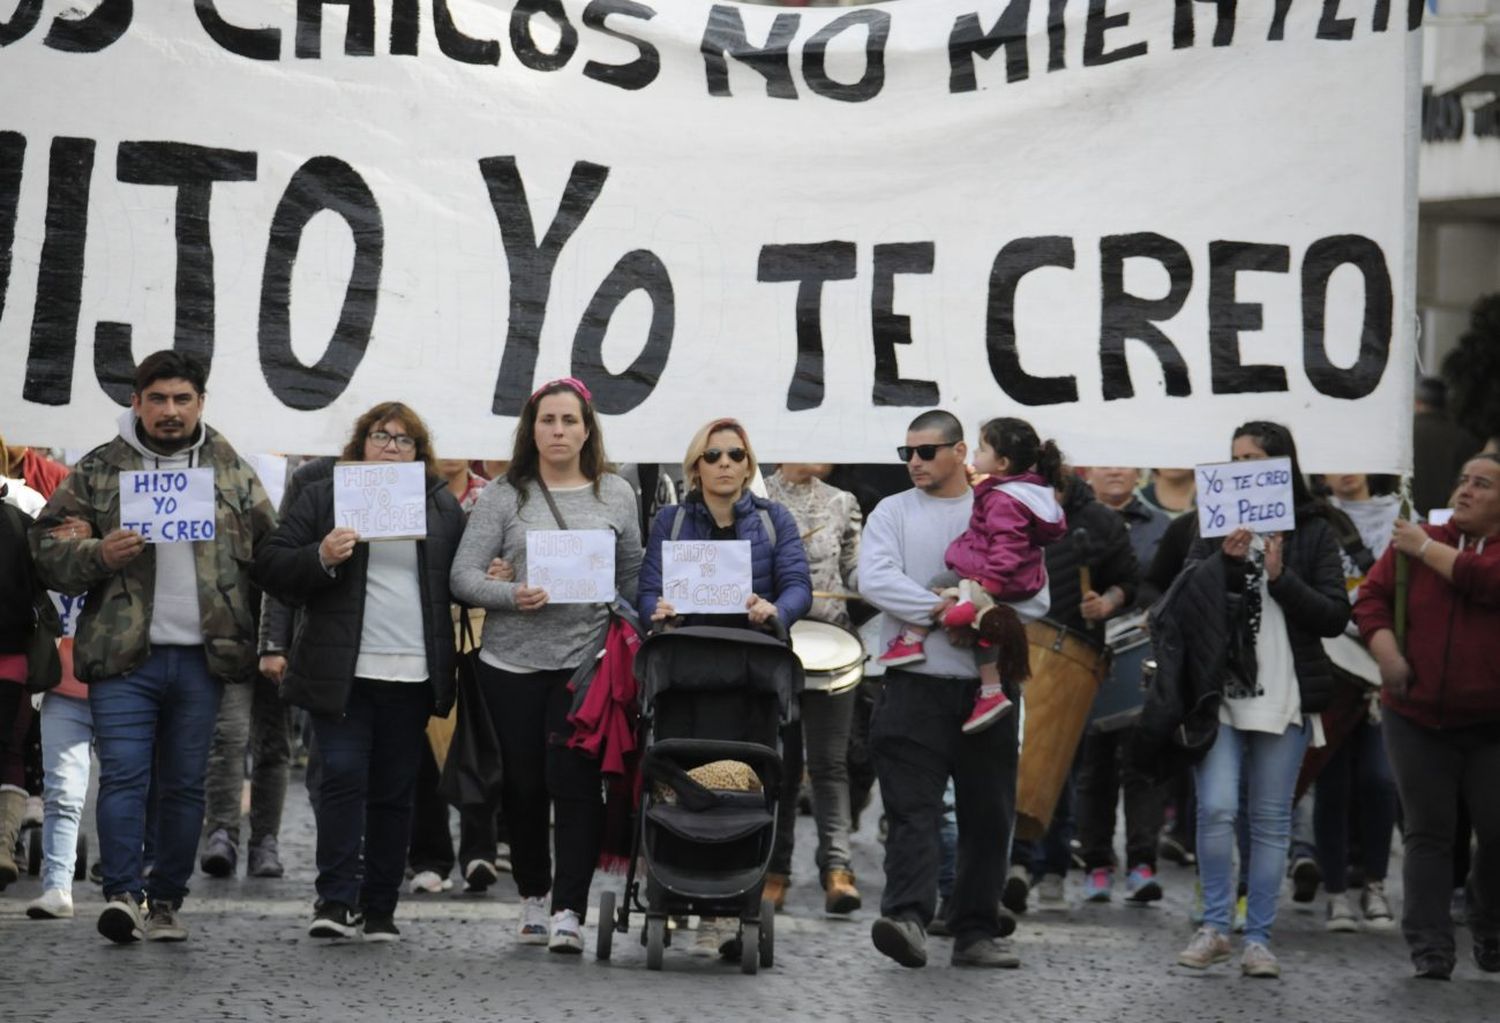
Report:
962,688,1014,734
879,634,927,667
942,602,977,629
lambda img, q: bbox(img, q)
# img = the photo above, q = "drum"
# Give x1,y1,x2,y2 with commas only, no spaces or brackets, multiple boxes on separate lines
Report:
1015,619,1108,841
1088,617,1150,734
791,619,865,695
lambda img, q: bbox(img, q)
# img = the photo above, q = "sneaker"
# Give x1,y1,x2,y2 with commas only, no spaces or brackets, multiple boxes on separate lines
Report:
951,935,1020,968
494,843,512,873
1290,857,1320,903
464,858,499,893
308,901,363,939
692,917,730,958
870,916,927,968
363,915,400,943
928,897,952,938
763,871,789,911
878,633,926,667
1360,882,1395,931
1233,894,1248,934
1125,864,1163,904
1177,926,1231,969
408,869,452,894
1083,867,1113,903
962,688,1014,735
997,905,1017,938
144,901,188,942
246,837,284,879
1325,893,1359,933
26,888,74,920
1475,935,1500,973
942,601,977,629
97,893,144,944
1190,880,1204,925
548,909,583,954
824,868,861,915
1001,865,1030,915
1414,952,1454,980
200,828,237,879
1241,941,1280,978
1158,833,1197,867
518,895,549,945
1034,873,1066,912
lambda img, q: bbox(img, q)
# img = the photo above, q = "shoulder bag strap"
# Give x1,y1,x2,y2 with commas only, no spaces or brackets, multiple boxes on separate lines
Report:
534,479,570,531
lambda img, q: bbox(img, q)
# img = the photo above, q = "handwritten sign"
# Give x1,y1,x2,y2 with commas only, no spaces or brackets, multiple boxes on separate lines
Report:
333,462,427,540
1195,457,1295,539
661,540,753,615
1428,509,1454,527
49,592,84,639
526,530,616,604
120,468,216,543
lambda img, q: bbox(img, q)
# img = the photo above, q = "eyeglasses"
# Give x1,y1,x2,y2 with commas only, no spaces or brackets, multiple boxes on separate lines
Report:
702,447,747,466
898,442,957,462
368,430,416,452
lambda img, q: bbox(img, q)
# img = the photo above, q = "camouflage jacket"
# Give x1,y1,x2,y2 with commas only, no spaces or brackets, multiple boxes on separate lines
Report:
29,426,276,684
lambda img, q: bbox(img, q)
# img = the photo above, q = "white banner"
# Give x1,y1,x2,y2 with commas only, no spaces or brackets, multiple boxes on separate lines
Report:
0,2,1422,470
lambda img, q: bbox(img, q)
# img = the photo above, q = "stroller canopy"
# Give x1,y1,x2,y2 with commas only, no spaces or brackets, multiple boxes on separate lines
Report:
634,626,805,720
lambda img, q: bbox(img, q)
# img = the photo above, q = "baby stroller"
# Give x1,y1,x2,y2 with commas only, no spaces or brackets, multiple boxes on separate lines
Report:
596,625,803,974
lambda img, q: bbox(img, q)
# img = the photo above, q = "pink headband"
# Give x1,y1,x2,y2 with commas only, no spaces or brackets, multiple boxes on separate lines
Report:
530,377,593,404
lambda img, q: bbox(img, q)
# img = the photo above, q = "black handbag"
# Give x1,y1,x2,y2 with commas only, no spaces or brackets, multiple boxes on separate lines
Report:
437,607,504,807
2,502,62,693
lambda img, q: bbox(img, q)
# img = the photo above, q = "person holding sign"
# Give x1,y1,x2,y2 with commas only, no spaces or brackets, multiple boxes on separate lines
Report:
28,351,276,945
1355,453,1500,980
1165,422,1349,979
254,402,464,943
448,379,642,955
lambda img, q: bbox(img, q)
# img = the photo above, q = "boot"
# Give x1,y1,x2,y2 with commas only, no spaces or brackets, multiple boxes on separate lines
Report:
0,788,25,886
824,868,862,915
762,872,789,911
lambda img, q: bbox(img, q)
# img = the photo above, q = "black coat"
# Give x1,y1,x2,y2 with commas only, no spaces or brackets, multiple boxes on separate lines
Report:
1043,477,1139,635
252,474,465,718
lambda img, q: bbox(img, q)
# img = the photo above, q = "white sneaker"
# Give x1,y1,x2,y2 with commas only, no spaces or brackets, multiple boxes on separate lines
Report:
408,870,452,894
495,843,513,873
547,909,583,954
1034,874,1067,912
1241,940,1281,979
1361,882,1396,931
1325,893,1359,933
517,895,549,945
26,888,74,920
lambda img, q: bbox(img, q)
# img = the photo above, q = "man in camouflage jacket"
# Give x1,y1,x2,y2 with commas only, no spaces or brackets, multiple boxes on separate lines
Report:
30,351,275,945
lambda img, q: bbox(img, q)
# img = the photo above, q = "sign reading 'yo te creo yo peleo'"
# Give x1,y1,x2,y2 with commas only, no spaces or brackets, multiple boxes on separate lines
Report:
119,468,216,543
332,461,427,540
1195,456,1296,539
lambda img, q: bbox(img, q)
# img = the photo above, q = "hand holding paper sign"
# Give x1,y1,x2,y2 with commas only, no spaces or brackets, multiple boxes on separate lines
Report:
100,528,146,571
746,594,779,626
319,527,358,567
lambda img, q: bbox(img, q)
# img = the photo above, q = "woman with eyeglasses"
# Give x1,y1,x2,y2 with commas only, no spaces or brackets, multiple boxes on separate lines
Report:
636,417,812,957
253,402,466,943
448,378,643,954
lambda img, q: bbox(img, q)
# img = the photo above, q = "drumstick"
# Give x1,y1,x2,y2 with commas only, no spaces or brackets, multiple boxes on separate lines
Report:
1080,566,1092,596
812,590,861,601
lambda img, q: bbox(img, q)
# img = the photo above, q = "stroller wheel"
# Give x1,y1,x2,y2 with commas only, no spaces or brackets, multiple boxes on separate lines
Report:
645,916,666,971
596,890,616,961
739,922,760,975
759,898,775,968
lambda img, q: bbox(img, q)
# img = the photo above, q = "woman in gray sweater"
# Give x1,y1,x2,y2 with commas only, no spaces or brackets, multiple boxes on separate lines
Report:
449,378,642,954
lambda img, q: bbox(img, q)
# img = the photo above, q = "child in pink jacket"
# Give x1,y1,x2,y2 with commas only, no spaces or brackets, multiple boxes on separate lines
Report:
880,417,1067,733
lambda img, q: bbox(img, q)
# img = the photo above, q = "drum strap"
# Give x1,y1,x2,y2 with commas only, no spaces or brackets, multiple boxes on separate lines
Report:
671,504,777,545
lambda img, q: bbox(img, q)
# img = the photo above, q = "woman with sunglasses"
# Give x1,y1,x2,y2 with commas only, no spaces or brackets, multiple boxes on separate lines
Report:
448,378,642,954
636,418,812,956
253,402,466,943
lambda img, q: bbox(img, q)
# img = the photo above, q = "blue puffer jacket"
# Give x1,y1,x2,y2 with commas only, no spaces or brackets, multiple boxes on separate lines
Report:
638,491,812,627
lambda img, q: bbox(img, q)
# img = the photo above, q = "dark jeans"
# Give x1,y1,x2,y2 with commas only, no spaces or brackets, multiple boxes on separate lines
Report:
203,674,292,846
872,668,1017,942
847,677,881,829
1076,727,1165,871
477,661,603,917
408,741,455,877
0,683,35,789
771,687,856,879
1314,716,1397,893
1383,709,1500,961
310,679,431,917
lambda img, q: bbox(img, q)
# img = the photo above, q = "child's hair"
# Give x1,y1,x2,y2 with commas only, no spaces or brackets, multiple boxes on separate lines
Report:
978,417,1066,489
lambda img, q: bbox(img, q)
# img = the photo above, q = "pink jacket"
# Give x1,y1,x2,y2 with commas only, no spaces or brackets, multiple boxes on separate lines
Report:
945,472,1067,601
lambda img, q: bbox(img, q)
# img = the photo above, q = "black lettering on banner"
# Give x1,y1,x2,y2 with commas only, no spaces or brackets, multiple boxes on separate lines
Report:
194,0,280,60
804,10,888,102
43,0,130,53
583,0,660,91
0,132,22,325
1047,0,1066,72
1373,0,1391,32
1409,0,1425,31
390,0,418,55
258,157,383,410
702,5,798,99
23,138,95,406
479,157,610,416
1301,235,1392,400
0,0,42,47
571,249,674,414
948,0,1030,93
1099,233,1193,400
295,0,374,59
93,143,259,405
986,237,1079,406
871,242,939,407
1208,240,1290,394
1268,0,1294,41
434,0,501,64
1173,0,1237,49
1316,0,1355,41
757,242,857,411
1083,0,1147,66
511,0,578,72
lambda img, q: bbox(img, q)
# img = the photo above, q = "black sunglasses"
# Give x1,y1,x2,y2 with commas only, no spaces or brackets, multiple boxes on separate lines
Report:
898,442,957,462
702,447,747,465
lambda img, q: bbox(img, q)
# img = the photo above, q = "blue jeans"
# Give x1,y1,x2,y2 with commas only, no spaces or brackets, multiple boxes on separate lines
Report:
1195,721,1308,945
90,646,223,906
39,693,93,893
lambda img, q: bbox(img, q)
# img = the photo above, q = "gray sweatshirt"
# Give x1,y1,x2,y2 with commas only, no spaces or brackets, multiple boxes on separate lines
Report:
118,410,205,647
449,475,642,672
